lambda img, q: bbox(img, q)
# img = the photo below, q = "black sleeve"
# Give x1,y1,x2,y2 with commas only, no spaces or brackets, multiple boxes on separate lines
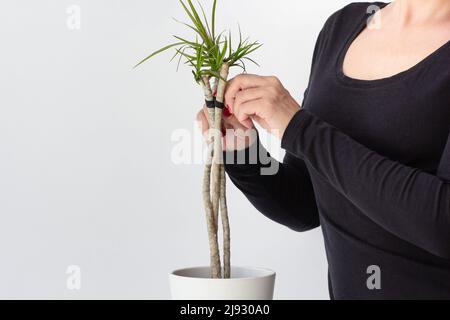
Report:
282,109,450,258
221,13,337,232
224,138,319,232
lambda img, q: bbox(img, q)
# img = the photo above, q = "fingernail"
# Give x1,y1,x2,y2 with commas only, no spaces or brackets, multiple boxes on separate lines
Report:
223,106,232,118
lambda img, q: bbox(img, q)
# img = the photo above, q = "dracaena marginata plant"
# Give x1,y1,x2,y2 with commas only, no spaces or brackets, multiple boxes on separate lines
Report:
135,0,261,279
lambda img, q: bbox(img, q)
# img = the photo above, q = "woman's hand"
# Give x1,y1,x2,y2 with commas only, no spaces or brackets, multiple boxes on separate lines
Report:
196,105,257,151
224,74,300,139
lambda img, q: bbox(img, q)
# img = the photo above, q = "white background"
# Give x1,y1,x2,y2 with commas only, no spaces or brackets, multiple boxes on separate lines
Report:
0,0,353,299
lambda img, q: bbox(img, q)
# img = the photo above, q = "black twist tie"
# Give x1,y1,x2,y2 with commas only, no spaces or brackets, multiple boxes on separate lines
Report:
205,99,215,109
214,101,225,109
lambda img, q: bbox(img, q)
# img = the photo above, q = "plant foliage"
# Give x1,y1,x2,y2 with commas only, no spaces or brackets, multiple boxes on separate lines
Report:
134,0,262,82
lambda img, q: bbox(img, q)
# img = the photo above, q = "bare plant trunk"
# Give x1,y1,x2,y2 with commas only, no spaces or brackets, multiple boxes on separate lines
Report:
211,63,229,222
211,63,230,278
200,76,221,278
219,164,230,278
211,108,223,231
200,64,231,279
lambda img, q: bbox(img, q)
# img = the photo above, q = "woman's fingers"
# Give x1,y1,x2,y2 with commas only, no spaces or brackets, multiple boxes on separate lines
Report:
202,105,213,126
234,87,266,109
198,100,258,143
224,74,297,139
222,108,252,130
225,74,273,111
223,115,246,130
197,104,257,151
230,87,268,129
233,98,263,129
252,115,270,131
196,106,210,135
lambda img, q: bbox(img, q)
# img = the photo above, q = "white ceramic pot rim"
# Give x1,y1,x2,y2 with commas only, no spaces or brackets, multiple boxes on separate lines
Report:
170,266,276,281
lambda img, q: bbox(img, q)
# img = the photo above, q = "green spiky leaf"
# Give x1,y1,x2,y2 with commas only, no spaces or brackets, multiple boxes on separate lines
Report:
135,0,262,84
134,42,185,68
212,0,217,39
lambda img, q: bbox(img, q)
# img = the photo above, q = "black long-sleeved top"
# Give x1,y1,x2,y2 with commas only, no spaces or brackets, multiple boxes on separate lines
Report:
225,2,450,299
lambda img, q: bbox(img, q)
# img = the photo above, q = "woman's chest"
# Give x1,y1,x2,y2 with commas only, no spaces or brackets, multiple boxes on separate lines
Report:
343,25,450,81
303,72,450,172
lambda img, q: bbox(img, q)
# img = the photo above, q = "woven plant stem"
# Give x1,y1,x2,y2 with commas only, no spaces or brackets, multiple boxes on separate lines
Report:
219,164,230,278
210,77,220,233
209,76,230,278
211,63,230,236
200,76,221,278
210,64,230,279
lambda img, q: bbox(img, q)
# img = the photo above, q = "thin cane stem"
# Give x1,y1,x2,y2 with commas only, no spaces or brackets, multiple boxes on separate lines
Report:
200,76,221,278
211,63,230,234
220,164,230,278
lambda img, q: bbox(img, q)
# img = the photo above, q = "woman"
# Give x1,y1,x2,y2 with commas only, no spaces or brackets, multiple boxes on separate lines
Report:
197,0,450,299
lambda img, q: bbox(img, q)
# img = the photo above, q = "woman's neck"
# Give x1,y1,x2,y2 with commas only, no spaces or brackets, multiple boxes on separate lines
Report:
390,0,450,25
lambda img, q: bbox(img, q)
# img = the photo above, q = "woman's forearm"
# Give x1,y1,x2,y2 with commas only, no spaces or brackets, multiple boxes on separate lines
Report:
282,109,450,258
224,138,320,231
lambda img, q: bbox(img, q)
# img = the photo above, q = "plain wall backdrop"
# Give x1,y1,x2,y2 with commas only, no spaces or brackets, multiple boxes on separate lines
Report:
0,0,353,299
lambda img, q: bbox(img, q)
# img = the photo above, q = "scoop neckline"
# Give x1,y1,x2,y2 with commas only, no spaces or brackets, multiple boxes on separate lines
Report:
335,2,450,88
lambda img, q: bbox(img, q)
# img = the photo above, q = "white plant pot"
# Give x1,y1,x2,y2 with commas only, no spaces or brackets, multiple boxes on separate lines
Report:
169,266,276,300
